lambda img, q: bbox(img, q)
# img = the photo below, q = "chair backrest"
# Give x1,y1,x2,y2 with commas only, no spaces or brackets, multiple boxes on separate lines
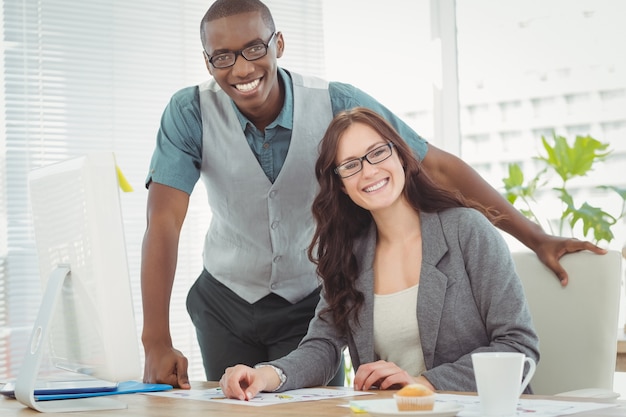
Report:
512,250,622,395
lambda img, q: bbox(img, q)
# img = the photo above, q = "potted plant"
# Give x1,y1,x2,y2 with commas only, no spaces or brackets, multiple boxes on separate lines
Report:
502,133,626,245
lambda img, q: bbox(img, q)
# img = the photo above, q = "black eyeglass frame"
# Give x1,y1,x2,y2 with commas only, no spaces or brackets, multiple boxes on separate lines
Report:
204,32,277,69
334,142,395,179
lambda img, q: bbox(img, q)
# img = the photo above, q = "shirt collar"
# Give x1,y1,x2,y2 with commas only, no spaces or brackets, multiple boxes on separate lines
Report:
231,67,294,132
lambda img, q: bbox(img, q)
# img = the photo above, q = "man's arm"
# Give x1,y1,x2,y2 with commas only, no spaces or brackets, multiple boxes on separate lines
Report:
421,144,606,286
141,182,191,388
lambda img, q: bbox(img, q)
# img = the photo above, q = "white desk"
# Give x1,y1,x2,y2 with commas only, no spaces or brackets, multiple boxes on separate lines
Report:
2,382,625,416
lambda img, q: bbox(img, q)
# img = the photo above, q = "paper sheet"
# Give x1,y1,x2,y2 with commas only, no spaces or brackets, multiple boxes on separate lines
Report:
434,393,619,417
148,388,620,414
147,386,372,406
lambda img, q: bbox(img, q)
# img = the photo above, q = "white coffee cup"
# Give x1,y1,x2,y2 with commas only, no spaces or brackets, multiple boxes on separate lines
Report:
471,352,536,417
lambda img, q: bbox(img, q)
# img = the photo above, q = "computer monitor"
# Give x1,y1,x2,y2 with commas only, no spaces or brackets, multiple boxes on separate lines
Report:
15,152,142,412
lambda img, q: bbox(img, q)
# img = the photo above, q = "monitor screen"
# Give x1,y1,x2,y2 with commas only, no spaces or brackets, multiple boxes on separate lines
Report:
15,152,141,411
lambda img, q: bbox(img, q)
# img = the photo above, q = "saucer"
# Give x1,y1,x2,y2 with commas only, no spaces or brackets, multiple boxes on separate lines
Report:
349,399,463,416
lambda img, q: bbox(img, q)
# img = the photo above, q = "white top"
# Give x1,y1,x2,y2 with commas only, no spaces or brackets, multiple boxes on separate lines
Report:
373,284,426,376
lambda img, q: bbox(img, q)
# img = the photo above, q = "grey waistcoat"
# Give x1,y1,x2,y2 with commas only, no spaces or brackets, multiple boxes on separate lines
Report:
198,72,333,304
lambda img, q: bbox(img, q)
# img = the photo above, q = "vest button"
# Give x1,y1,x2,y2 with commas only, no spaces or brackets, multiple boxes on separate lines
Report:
271,221,279,229
269,190,277,198
273,255,282,263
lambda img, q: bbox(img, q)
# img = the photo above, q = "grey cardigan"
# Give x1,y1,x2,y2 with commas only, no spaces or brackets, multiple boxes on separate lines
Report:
269,207,540,392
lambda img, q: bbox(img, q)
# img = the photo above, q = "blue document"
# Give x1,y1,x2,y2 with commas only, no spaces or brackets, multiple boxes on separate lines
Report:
35,381,172,401
3,381,173,401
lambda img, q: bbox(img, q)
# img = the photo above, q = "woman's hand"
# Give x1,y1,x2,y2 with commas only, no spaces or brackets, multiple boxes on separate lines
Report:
219,364,280,400
354,360,434,391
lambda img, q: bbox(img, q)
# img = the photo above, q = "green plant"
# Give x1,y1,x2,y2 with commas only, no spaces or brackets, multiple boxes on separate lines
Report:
502,133,626,244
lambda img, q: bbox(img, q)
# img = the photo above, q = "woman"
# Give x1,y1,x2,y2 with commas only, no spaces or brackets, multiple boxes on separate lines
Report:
220,107,539,400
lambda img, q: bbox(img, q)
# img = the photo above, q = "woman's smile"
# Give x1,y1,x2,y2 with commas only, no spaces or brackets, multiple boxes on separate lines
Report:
363,178,389,193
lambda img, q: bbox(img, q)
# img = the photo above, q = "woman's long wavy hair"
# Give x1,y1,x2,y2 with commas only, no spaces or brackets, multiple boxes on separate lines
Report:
308,107,502,333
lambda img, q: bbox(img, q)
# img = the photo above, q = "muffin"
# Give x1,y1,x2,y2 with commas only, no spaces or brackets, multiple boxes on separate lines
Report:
393,383,435,411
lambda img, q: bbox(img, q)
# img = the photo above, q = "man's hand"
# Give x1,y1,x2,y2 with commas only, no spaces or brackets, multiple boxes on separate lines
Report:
143,343,190,389
219,365,280,400
354,360,433,391
530,233,607,286
420,145,609,287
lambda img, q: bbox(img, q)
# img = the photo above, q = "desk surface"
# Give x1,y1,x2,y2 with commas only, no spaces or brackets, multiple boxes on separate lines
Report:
2,382,625,416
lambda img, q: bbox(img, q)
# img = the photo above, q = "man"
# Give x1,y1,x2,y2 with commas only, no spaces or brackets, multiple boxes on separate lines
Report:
141,0,603,389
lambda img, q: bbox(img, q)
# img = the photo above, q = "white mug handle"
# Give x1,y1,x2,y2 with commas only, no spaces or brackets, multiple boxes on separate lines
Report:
519,357,536,395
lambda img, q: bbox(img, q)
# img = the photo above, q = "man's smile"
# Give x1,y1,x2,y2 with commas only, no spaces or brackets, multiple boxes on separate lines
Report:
235,78,260,92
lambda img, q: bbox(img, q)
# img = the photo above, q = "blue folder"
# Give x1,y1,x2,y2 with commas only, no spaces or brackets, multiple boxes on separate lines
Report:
34,381,172,401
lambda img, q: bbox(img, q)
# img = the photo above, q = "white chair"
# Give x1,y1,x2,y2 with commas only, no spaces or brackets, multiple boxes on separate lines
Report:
512,250,623,398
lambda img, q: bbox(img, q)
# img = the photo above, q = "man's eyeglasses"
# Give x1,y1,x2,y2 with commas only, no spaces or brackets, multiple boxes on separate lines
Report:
334,143,395,178
205,32,277,69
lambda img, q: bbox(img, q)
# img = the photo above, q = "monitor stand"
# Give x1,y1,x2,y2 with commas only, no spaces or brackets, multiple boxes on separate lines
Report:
14,265,127,412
